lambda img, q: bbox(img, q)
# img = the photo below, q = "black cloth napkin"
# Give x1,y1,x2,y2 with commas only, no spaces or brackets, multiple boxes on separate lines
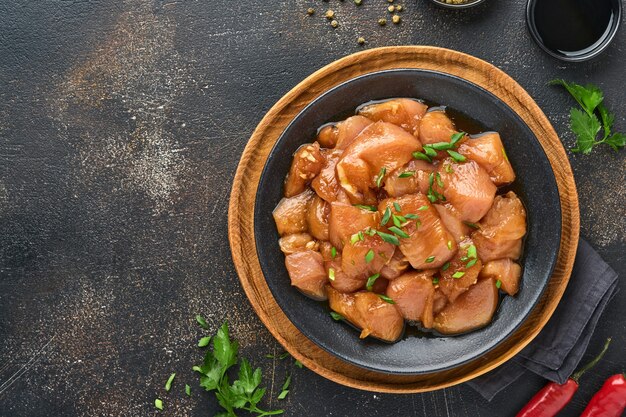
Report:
468,238,619,401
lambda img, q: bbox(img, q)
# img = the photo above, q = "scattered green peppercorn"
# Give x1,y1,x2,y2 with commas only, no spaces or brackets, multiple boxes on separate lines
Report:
392,15,401,24
325,9,335,19
307,8,315,15
378,18,387,26
396,5,403,11
388,5,395,12
331,19,339,28
357,37,365,45
354,0,362,5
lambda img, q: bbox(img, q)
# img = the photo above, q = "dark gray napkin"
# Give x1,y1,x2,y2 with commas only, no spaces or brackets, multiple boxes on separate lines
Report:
468,238,619,401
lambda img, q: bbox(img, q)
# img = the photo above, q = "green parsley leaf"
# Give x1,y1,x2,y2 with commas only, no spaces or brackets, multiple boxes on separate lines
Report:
413,151,432,162
376,167,386,188
185,384,191,397
330,311,344,321
398,171,415,178
196,315,209,329
381,207,392,226
452,271,465,279
198,336,211,347
570,108,601,154
213,322,238,370
376,230,400,245
377,294,395,304
366,273,380,291
389,226,409,238
447,150,466,162
277,375,291,400
365,249,375,263
155,398,163,410
550,79,603,115
425,256,435,263
165,373,176,391
496,279,502,289
606,133,626,151
354,204,377,212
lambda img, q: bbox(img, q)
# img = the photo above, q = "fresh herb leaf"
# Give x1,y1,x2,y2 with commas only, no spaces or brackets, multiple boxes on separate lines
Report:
413,151,432,162
389,226,409,238
376,167,386,188
185,384,191,397
354,204,377,212
198,336,211,348
496,279,502,289
428,172,434,187
606,133,626,151
364,227,376,236
328,268,336,281
330,311,344,321
377,294,395,304
435,173,444,187
447,150,466,162
196,315,209,329
444,164,454,173
381,207,392,226
350,233,360,245
277,375,291,400
570,108,601,154
398,171,415,178
365,249,375,263
452,271,465,279
376,230,400,246
425,256,435,263
366,273,380,291
430,141,453,150
155,399,163,410
550,79,603,115
331,247,337,259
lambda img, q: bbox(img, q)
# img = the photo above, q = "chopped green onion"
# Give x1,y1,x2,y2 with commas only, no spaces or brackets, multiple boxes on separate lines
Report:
364,227,376,236
377,294,395,304
278,352,290,360
165,373,176,391
466,259,478,268
502,147,509,162
331,246,337,259
425,256,435,263
155,399,163,410
330,311,344,321
398,171,415,178
358,231,364,241
350,233,360,245
366,273,380,291
376,230,400,245
376,167,387,188
389,226,410,238
185,384,191,397
464,221,480,229
195,315,209,329
365,249,375,263
452,271,465,279
198,336,211,347
413,151,432,162
417,205,429,211
431,141,453,150
496,279,502,289
393,202,402,212
404,213,419,220
447,240,453,250
432,277,439,285
392,215,402,228
445,164,454,173
460,256,469,262
354,204,377,212
467,244,477,259
442,262,451,271
447,150,466,162
428,172,434,187
427,194,437,203
435,172,444,187
278,374,291,400
328,268,336,281
424,146,438,157
450,132,465,146
381,207,392,226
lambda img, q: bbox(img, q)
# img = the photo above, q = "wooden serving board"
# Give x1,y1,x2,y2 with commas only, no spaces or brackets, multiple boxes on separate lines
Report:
228,46,579,393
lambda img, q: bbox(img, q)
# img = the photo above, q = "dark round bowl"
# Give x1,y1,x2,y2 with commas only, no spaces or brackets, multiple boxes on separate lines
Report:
526,0,622,62
429,0,487,9
254,69,561,375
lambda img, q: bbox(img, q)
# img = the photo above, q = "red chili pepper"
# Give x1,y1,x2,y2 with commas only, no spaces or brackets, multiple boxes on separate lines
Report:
516,338,611,417
580,373,626,417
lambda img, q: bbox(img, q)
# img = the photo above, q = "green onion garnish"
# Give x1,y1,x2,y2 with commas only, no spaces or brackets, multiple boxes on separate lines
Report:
365,249,375,263
389,226,410,238
330,311,344,321
431,141,453,150
496,279,502,289
425,256,435,263
452,271,465,279
418,205,429,211
328,268,336,281
447,240,453,250
376,166,386,188
404,213,419,219
447,150,466,162
450,132,465,146
398,171,415,178
381,207,392,226
377,294,395,304
366,273,380,291
393,202,402,212
354,204,377,212
376,230,400,246
424,146,438,157
432,277,440,285
467,244,477,259
331,246,337,259
413,151,432,162
442,262,450,271
466,259,478,268
165,373,176,391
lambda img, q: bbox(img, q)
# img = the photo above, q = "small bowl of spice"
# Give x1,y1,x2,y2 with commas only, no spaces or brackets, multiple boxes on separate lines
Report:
429,0,487,9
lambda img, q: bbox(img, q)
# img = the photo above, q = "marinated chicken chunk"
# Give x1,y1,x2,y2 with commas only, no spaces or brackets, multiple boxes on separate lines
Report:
384,160,433,197
328,202,379,250
480,259,522,296
307,195,330,241
380,249,410,280
284,142,325,197
458,132,515,186
437,238,483,303
285,250,328,300
434,204,471,243
273,189,314,235
326,256,365,293
386,270,436,326
357,98,428,136
341,234,395,279
317,116,374,149
473,191,527,262
418,109,457,145
279,233,318,254
336,121,422,204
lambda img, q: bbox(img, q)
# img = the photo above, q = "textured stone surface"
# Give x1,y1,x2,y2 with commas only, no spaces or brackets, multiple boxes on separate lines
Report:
0,0,623,416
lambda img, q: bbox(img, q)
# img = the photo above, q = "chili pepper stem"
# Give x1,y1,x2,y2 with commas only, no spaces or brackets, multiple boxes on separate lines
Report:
571,338,612,383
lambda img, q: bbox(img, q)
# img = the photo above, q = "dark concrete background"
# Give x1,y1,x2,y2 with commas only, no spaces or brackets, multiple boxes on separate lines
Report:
0,0,623,416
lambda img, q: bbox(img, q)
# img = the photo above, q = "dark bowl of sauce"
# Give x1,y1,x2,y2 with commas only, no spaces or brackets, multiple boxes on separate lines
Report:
527,0,622,62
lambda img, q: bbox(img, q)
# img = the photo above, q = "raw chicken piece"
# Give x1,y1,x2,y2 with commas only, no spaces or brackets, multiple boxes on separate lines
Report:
473,191,527,262
432,290,448,315
384,159,434,197
307,195,330,241
438,238,483,303
434,204,471,243
279,233,318,254
433,278,499,335
480,259,522,296
370,276,389,294
328,202,379,250
336,121,422,204
318,241,335,261
418,109,457,145
435,159,496,223
458,132,515,186
316,116,373,149
284,142,325,197
341,234,395,279
357,98,428,136
386,270,436,326
273,189,314,236
379,194,457,269
328,287,404,342
311,149,342,203
380,249,410,280
326,256,365,293
285,250,328,300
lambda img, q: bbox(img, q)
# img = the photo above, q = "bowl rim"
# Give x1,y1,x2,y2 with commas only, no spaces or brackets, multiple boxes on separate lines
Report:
255,68,562,375
429,0,487,9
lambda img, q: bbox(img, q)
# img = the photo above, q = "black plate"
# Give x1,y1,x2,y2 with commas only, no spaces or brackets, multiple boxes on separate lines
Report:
254,69,561,375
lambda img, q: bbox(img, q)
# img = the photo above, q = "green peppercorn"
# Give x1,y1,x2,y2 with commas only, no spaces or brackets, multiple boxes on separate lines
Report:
307,8,315,15
331,19,339,28
392,15,401,24
325,9,334,19
378,18,387,26
388,5,395,12
357,37,365,44
354,0,362,4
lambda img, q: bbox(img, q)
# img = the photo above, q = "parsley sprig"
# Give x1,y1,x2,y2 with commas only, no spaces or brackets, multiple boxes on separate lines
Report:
551,79,625,154
193,322,284,417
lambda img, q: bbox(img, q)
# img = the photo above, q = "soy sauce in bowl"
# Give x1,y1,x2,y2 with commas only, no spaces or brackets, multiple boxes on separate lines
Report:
527,0,622,62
